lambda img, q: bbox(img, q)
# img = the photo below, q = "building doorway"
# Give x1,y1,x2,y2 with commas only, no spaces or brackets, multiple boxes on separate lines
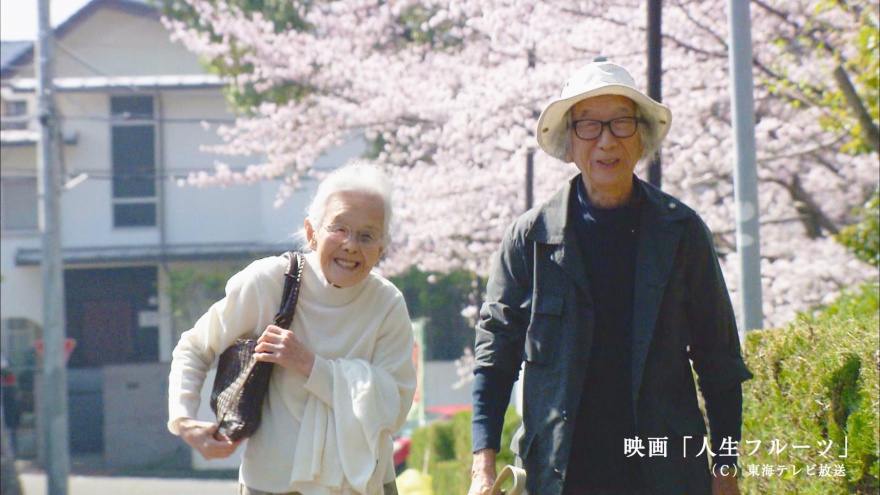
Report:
63,266,158,454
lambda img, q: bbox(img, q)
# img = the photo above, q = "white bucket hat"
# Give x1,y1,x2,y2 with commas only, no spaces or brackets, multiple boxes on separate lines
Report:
536,59,672,161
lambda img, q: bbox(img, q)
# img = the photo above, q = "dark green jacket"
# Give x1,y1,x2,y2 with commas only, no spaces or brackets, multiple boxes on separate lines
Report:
474,176,753,494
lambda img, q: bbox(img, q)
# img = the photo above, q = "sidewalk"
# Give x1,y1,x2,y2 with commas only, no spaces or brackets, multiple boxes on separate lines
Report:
19,473,240,495
14,452,240,495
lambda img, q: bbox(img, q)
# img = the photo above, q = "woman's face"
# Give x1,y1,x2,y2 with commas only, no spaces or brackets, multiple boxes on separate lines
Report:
569,95,643,203
305,191,385,288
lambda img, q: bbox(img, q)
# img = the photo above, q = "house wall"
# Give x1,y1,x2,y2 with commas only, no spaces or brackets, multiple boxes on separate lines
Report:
6,10,203,80
50,87,335,249
0,237,42,324
0,145,37,172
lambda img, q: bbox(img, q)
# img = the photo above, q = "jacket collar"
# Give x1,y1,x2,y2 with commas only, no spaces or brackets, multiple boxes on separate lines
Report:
525,174,694,245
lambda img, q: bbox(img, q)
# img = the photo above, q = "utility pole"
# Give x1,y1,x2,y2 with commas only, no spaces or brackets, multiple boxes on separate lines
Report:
525,149,534,210
525,46,537,211
36,0,71,493
727,0,764,332
647,0,662,188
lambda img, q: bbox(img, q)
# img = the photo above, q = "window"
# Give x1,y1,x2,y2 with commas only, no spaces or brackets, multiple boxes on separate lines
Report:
0,176,38,232
111,96,153,121
1,317,40,369
110,96,156,227
1,100,28,130
112,126,156,198
113,203,156,227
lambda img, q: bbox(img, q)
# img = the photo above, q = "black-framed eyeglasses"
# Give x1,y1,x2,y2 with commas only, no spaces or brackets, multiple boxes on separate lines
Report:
323,223,384,248
572,117,641,140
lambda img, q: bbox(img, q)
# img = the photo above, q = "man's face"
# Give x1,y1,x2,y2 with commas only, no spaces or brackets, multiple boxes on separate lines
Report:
569,95,643,202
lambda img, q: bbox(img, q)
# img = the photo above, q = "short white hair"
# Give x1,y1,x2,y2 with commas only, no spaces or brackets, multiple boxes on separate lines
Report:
297,161,393,250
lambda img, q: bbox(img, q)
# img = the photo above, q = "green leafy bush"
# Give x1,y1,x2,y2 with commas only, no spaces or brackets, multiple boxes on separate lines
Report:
406,407,522,493
407,411,469,493
406,286,878,494
801,280,879,322
409,419,456,473
498,406,522,467
837,189,879,267
740,285,879,494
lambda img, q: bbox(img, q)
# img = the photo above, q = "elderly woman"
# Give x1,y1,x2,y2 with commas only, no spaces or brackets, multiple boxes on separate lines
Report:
468,60,752,495
168,163,416,495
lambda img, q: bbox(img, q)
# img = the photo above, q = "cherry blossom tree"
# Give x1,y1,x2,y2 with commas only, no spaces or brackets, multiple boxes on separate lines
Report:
161,0,879,327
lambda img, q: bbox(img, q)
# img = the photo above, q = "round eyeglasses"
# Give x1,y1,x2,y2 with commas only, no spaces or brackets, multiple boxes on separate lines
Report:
572,117,641,140
323,223,384,248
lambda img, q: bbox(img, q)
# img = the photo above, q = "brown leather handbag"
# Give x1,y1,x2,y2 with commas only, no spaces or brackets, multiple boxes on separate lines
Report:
210,252,303,441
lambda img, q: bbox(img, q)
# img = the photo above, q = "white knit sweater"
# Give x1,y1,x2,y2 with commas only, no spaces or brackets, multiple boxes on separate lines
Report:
168,252,416,494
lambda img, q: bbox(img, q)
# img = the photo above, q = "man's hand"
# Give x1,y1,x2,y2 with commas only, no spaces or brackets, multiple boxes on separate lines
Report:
712,472,740,495
468,448,498,495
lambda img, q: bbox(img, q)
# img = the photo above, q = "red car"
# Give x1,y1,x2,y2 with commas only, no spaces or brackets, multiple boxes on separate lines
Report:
393,404,472,473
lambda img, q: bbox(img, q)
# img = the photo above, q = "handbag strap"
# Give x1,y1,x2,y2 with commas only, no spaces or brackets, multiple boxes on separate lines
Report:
273,252,304,329
490,465,527,495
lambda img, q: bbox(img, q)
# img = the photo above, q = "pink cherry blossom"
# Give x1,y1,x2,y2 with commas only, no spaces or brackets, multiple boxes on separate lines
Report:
164,0,878,328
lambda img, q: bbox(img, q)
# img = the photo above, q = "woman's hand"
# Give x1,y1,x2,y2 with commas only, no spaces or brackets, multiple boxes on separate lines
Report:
254,324,316,377
468,448,498,495
178,418,242,460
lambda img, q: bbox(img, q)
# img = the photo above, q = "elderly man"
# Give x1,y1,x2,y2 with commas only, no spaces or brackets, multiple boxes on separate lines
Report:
468,59,752,495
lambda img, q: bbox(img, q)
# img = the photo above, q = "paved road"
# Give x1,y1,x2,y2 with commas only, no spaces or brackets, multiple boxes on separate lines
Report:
20,472,240,495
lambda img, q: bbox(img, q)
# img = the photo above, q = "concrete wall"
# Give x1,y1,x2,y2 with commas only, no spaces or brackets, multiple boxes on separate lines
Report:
102,362,180,468
422,360,473,408
190,366,246,470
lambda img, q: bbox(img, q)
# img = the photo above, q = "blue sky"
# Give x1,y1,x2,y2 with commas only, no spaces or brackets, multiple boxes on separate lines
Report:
1,0,91,41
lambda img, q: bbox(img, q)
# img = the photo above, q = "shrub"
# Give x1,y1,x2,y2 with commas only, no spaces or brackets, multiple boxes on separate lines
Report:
406,406,522,493
430,459,466,494
740,286,879,494
408,419,456,473
498,406,522,467
802,280,879,322
837,188,879,268
405,286,879,494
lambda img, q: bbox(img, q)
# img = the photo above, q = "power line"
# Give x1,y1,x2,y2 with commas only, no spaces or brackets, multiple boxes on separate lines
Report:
3,112,238,125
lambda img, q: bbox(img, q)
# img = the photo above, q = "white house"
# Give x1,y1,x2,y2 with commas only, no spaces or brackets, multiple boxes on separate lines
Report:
0,0,362,468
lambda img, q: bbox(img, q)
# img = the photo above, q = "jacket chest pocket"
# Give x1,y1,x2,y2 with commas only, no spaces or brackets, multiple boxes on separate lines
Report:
526,243,567,365
525,294,563,365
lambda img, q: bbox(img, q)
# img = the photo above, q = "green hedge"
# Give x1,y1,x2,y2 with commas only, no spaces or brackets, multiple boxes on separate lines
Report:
408,407,522,493
406,286,879,494
739,283,879,494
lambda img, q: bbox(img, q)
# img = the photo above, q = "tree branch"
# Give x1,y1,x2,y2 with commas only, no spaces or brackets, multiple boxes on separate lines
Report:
764,175,841,238
833,64,880,153
757,135,847,168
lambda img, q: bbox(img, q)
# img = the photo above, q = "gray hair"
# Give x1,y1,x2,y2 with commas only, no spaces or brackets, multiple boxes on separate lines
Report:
546,100,663,164
296,161,393,250
634,105,663,162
